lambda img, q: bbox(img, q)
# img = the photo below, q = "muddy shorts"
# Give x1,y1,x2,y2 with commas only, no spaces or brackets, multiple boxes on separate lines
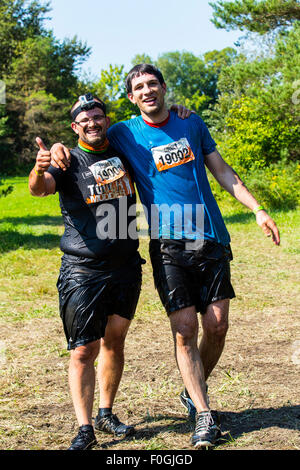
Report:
149,239,235,315
57,255,143,350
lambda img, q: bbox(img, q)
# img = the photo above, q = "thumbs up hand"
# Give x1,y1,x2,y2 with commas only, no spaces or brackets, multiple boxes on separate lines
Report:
35,137,52,174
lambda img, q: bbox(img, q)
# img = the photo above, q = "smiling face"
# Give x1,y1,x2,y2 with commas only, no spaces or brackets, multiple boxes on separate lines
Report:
127,73,168,122
71,104,110,147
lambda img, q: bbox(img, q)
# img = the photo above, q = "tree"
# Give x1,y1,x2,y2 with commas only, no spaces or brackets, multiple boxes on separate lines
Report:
131,53,153,66
206,20,300,209
91,65,136,124
5,34,90,99
156,51,220,114
0,0,51,77
209,0,300,34
212,21,300,152
0,1,91,171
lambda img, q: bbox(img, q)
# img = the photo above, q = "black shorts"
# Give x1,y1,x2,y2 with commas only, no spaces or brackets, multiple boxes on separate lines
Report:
149,239,235,315
57,254,143,350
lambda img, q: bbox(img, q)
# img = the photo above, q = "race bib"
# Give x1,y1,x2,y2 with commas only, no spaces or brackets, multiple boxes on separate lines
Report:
151,137,195,172
89,157,125,185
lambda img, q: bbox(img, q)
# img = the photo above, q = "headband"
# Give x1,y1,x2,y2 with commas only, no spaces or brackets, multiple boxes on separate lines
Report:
71,93,106,120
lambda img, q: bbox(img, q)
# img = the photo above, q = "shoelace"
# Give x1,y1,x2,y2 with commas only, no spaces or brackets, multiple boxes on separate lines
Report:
71,429,94,444
195,411,214,433
101,413,121,428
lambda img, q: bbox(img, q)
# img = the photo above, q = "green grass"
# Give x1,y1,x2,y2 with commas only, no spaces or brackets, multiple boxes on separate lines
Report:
0,176,299,323
0,177,63,322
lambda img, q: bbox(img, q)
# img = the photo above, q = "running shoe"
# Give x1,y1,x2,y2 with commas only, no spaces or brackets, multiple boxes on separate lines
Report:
94,412,135,437
180,384,209,420
180,388,197,420
191,410,221,448
68,425,97,450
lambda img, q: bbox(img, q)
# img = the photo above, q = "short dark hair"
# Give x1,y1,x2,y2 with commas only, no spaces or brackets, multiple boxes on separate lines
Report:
125,64,165,94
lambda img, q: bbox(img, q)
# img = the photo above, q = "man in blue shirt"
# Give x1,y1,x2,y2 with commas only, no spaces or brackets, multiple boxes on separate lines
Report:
50,64,280,448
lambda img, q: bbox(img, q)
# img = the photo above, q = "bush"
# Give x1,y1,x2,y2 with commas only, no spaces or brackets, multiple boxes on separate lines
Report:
209,159,300,210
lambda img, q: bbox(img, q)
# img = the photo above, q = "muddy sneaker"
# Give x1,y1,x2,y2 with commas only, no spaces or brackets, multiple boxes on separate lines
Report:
68,425,97,450
94,412,135,437
191,410,221,448
180,384,209,421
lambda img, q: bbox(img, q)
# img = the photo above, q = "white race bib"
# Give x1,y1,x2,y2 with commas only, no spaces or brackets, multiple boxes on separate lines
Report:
89,157,126,185
151,138,195,172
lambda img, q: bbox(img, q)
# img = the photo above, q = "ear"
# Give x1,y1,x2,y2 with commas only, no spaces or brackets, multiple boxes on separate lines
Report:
105,116,111,128
162,83,167,95
71,122,79,135
127,92,136,105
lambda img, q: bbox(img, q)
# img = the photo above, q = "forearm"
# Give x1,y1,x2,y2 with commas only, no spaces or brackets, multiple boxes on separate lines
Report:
213,164,280,244
205,150,280,245
29,169,47,196
205,151,261,211
217,165,260,211
29,168,54,197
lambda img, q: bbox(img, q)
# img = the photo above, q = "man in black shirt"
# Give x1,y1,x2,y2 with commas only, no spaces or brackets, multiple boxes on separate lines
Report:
29,94,143,450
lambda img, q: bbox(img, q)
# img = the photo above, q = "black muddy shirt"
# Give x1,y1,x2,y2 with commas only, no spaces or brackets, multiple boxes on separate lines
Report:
47,144,140,270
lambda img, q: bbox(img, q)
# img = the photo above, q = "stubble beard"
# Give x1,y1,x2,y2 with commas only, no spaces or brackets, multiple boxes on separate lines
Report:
140,97,168,122
81,128,106,147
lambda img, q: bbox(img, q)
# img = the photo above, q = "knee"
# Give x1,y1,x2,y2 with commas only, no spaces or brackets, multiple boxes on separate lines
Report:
204,317,228,341
174,321,198,348
71,342,99,365
101,332,126,354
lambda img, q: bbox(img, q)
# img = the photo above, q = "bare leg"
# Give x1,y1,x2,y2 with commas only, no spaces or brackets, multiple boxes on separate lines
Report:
199,299,230,381
97,315,131,408
69,340,100,425
169,306,209,412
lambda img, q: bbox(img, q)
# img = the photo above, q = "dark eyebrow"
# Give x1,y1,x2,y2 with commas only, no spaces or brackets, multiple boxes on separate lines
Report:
133,78,159,90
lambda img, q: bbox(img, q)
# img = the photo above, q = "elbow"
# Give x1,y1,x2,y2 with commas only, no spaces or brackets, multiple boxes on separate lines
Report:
29,186,48,197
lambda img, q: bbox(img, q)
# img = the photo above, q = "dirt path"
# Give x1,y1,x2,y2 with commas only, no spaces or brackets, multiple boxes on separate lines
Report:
0,228,299,451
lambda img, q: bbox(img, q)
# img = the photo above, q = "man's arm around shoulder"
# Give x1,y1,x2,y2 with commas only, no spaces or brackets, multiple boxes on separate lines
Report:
29,137,56,197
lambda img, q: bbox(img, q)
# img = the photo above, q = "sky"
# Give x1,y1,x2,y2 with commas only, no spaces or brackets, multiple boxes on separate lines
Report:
44,0,243,80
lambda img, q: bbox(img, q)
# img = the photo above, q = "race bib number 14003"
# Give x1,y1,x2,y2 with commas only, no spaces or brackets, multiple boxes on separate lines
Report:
151,137,195,172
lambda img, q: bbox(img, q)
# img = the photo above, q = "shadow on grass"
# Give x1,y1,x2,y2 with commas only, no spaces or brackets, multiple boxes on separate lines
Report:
0,215,63,226
0,230,61,253
218,405,300,445
223,212,254,225
97,405,300,449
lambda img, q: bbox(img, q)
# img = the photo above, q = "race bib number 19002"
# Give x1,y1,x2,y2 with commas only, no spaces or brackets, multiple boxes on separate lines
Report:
151,137,195,172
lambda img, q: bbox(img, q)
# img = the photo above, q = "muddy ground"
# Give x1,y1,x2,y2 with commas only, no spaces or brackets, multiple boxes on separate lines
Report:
0,232,299,451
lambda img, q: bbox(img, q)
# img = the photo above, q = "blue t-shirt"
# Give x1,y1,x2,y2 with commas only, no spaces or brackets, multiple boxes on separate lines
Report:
107,111,230,245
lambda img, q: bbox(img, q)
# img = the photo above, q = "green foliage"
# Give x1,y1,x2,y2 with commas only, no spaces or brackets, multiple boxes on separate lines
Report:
91,64,136,124
0,179,13,198
5,34,90,99
131,53,153,66
209,159,300,210
246,160,300,209
209,0,300,33
0,0,51,76
216,95,299,172
0,0,298,213
156,51,218,113
0,0,91,171
0,106,9,138
130,50,237,115
207,6,300,210
209,22,300,174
